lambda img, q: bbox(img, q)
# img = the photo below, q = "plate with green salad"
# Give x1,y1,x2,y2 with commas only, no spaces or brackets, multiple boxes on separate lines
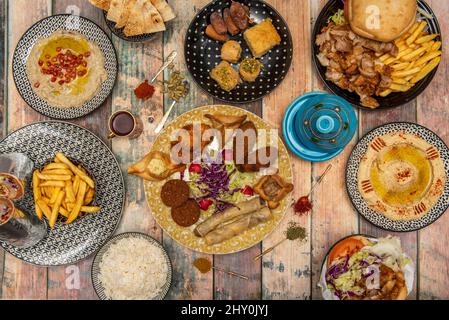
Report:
319,235,415,300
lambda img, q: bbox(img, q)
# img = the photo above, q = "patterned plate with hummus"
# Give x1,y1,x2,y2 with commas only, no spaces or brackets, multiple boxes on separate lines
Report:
144,105,293,254
13,14,117,119
346,122,449,231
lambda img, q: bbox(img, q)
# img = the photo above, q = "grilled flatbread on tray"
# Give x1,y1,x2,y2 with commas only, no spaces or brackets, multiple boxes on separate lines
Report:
106,0,125,23
92,0,175,36
123,0,147,36
116,0,137,28
89,0,111,10
150,0,176,22
143,0,166,34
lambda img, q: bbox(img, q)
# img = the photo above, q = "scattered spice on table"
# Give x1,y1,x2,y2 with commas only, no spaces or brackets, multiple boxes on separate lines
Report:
254,221,307,260
293,195,313,215
158,65,189,101
193,257,212,274
284,221,307,242
293,164,332,216
193,257,249,280
134,79,155,100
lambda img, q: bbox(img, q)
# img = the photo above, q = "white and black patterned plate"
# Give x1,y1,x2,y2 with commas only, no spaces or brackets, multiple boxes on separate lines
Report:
0,122,125,266
346,122,449,232
91,232,172,300
185,0,293,103
12,14,118,119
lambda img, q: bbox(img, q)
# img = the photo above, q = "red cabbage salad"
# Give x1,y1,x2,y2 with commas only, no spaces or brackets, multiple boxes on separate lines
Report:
183,150,256,214
325,236,412,300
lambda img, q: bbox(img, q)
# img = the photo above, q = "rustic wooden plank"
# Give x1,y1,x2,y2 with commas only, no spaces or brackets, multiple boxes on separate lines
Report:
2,0,50,300
359,104,419,300
110,26,164,236
162,0,214,300
309,0,359,300
0,0,6,299
260,0,312,300
417,0,449,300
46,0,111,300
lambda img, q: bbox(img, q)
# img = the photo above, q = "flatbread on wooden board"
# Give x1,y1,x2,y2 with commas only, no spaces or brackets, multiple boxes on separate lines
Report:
107,0,126,22
89,0,111,10
150,0,176,22
143,0,166,33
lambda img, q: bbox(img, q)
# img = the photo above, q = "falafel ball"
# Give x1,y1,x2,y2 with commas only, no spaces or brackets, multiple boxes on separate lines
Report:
160,179,190,208
171,199,201,227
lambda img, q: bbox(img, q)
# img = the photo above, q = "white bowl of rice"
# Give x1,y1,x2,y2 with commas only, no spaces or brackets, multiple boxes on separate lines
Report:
92,232,172,300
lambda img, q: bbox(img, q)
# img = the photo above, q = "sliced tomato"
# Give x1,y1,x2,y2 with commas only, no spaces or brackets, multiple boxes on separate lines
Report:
327,236,366,267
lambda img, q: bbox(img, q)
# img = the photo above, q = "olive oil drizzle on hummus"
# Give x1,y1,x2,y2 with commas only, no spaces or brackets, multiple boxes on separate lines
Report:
370,144,432,207
38,36,91,96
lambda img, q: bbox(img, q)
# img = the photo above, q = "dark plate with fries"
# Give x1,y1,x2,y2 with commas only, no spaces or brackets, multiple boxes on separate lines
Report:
0,121,125,266
312,0,442,110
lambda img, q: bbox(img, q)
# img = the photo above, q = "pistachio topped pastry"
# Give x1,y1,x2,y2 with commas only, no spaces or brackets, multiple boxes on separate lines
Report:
210,61,241,92
239,57,262,82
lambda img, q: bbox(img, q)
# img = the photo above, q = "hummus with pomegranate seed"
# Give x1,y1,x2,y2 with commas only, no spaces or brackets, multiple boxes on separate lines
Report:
26,30,107,108
358,131,446,221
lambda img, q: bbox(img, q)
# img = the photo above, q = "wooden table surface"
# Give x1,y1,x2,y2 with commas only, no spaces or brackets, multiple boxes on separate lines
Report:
0,0,448,300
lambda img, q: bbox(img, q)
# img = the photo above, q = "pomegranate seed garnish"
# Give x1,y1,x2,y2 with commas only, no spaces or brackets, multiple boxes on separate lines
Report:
198,199,213,211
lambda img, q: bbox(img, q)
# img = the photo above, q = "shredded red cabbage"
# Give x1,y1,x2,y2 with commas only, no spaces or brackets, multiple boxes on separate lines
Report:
193,162,236,213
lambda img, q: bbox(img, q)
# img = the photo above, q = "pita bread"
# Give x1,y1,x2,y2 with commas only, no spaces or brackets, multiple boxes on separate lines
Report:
142,0,166,34
116,0,137,28
123,0,147,36
345,0,417,42
150,0,176,22
89,0,111,11
107,0,126,23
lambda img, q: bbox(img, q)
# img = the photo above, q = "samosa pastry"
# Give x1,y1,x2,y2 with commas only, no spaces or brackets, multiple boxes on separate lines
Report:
205,113,247,144
204,207,273,245
128,151,185,181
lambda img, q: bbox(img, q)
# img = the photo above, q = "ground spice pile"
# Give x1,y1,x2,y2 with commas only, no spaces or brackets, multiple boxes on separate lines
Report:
193,258,212,274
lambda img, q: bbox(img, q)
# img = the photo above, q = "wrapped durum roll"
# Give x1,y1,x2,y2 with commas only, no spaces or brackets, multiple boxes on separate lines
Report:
204,207,273,245
194,197,263,237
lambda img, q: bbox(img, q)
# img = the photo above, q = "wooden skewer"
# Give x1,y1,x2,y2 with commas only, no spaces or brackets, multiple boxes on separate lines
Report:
308,164,332,197
255,165,333,261
212,267,249,280
253,238,287,261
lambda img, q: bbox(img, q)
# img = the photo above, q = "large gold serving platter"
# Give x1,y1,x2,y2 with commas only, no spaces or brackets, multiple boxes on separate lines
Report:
144,105,293,254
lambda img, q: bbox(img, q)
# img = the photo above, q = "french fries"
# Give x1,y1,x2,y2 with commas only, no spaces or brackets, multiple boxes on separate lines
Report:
55,153,95,188
380,20,442,97
32,152,100,229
